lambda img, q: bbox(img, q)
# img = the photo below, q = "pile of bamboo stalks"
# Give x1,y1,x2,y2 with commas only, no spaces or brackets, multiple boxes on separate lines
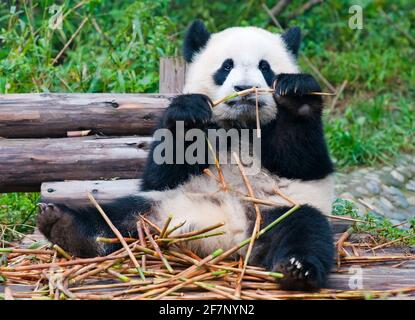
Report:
1,212,415,300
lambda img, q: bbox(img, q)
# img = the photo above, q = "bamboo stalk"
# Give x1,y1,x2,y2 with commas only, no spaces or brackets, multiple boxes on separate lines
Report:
206,137,227,190
107,268,131,282
0,254,128,272
70,258,125,284
273,186,299,206
325,214,366,223
165,248,224,284
341,255,415,263
140,215,162,234
366,237,411,252
212,87,334,107
163,232,225,245
194,281,240,300
96,237,137,244
255,87,261,138
168,222,225,239
87,192,145,280
203,168,221,183
159,214,173,239
232,152,262,297
141,217,174,274
336,227,354,266
0,248,53,255
241,196,281,207
165,220,187,237
137,220,147,271
52,244,72,260
52,17,88,65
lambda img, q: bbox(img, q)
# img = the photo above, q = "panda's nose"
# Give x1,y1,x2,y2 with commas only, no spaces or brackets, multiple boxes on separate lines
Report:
234,85,255,92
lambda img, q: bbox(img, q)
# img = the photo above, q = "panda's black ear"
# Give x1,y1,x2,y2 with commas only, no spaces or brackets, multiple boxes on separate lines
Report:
281,27,301,58
183,20,211,63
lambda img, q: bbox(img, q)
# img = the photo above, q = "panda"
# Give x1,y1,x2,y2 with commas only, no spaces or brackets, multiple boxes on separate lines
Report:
37,20,335,291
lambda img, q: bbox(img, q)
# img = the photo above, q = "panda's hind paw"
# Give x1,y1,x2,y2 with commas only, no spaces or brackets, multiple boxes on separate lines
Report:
273,255,325,291
37,203,66,238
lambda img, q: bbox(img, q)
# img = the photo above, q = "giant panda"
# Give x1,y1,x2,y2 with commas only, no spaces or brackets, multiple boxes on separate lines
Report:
37,20,335,291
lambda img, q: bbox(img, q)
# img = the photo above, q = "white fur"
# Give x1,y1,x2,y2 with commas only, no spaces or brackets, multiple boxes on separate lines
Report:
183,27,299,125
140,163,334,257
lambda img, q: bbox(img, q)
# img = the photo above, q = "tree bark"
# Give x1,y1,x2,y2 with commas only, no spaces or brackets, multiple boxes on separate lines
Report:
159,57,187,94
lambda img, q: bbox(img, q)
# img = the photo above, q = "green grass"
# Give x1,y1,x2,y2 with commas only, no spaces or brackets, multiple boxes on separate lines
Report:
0,193,39,242
0,0,414,240
325,93,415,168
332,198,415,246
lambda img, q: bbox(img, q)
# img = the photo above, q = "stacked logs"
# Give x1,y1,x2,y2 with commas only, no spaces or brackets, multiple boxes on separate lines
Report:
0,94,171,192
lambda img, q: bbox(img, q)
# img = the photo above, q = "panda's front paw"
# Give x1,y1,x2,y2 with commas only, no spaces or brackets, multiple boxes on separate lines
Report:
273,73,323,117
273,255,326,291
163,94,213,129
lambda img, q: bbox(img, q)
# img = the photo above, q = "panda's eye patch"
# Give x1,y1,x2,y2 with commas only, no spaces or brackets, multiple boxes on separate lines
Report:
213,59,234,86
258,59,275,86
258,60,271,71
222,59,234,71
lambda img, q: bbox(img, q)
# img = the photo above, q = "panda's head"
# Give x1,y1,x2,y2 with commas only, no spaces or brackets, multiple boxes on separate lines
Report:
183,20,301,127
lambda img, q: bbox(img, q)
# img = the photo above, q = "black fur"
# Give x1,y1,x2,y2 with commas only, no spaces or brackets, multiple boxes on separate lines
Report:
251,205,334,290
140,94,212,191
213,58,234,86
261,73,334,180
183,20,211,63
258,59,276,86
37,196,152,257
281,27,301,57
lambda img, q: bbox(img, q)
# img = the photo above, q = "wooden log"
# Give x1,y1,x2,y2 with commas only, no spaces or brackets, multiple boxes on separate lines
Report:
159,57,187,94
0,136,151,192
41,179,140,204
0,93,173,138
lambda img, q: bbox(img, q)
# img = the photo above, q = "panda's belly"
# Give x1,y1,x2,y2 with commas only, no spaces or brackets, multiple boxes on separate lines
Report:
144,164,334,256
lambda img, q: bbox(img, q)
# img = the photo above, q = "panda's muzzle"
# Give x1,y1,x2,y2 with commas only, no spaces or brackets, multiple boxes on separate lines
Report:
234,85,255,92
225,94,264,108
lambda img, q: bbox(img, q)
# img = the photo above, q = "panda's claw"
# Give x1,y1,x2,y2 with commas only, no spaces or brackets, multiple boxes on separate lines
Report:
273,255,322,291
37,203,47,211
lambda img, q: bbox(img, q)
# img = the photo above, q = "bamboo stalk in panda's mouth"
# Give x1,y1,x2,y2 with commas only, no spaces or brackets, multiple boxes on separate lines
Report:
212,87,335,107
212,87,273,107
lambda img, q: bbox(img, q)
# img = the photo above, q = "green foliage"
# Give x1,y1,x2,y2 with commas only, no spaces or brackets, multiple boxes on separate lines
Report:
332,197,360,218
0,0,177,93
332,198,415,246
325,93,415,167
0,193,39,241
